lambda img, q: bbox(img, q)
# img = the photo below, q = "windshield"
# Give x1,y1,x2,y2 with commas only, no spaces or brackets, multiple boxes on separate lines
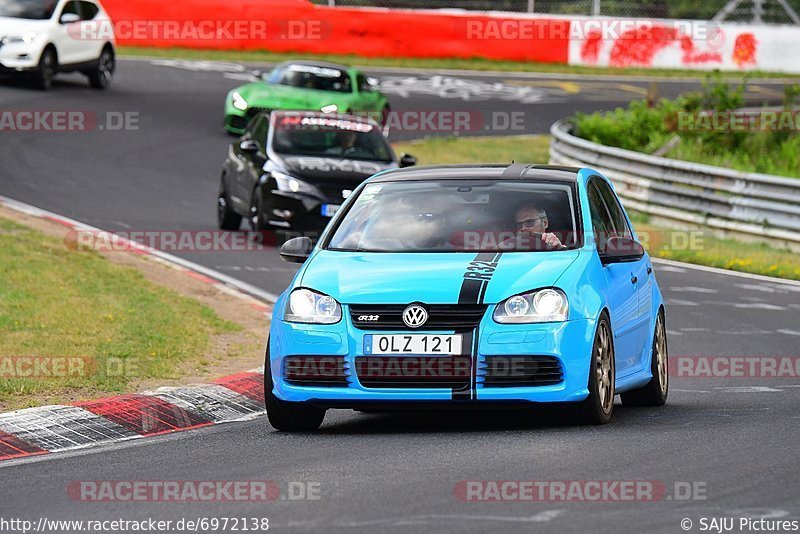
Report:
272,115,394,163
327,180,580,253
273,65,352,93
0,0,57,18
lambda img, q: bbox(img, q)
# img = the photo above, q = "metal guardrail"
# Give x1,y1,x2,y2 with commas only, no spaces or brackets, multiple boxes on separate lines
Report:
549,119,800,246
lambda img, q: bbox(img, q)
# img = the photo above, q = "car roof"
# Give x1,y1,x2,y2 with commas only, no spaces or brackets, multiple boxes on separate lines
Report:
369,164,581,183
274,60,354,72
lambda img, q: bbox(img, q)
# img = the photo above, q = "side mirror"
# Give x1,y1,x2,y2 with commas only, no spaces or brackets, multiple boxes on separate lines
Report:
240,139,260,153
399,153,417,168
60,12,80,23
279,236,313,263
600,236,645,264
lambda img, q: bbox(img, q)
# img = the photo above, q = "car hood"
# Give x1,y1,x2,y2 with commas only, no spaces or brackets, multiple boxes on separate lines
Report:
236,81,347,109
0,17,50,36
299,250,581,305
275,155,396,184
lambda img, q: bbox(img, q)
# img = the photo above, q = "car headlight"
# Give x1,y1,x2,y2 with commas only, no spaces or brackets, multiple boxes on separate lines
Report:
285,289,342,324
1,33,37,44
231,91,248,111
493,288,569,323
272,172,322,197
320,104,338,113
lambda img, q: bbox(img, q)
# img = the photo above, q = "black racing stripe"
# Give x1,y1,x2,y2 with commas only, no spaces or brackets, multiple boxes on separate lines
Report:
469,326,480,400
458,279,484,304
454,253,504,399
451,329,473,400
477,279,489,305
475,252,498,262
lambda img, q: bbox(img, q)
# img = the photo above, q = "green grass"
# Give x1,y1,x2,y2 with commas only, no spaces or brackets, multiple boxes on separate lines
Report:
118,46,795,79
629,213,800,281
393,134,551,165
391,135,800,281
0,217,239,409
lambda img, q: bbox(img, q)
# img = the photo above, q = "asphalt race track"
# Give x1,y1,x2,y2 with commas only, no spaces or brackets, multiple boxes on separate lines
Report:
1,59,799,532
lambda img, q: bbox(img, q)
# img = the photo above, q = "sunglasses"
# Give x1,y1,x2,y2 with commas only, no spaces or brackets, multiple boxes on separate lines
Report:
515,216,547,229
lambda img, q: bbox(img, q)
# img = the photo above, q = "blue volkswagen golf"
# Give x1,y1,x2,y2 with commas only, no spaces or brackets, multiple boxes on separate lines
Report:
265,164,668,430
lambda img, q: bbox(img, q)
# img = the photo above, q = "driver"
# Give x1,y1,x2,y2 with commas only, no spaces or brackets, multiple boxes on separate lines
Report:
325,130,359,157
514,204,564,249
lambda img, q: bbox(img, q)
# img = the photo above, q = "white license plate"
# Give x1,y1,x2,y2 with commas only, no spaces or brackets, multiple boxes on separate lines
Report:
364,334,463,355
321,204,340,217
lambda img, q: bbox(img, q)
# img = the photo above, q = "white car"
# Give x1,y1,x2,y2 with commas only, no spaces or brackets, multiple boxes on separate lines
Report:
0,0,115,90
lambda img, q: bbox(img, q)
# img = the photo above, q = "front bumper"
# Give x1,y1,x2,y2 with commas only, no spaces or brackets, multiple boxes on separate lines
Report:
0,42,41,71
269,307,597,406
264,189,342,231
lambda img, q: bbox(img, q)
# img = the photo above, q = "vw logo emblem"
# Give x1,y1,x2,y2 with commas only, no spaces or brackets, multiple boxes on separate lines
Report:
402,304,428,328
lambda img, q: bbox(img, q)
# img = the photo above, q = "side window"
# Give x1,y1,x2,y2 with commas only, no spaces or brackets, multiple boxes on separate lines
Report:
265,67,282,84
593,178,632,239
587,180,615,253
357,74,371,92
78,1,99,20
60,1,80,18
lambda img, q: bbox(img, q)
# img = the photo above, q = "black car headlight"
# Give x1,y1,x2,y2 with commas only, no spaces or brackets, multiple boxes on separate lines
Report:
285,288,342,324
272,172,322,197
493,288,569,324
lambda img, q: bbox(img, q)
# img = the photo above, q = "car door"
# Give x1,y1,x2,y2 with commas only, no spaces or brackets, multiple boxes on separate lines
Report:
53,0,83,65
226,115,260,211
237,114,270,211
593,177,651,371
587,177,647,377
74,1,102,63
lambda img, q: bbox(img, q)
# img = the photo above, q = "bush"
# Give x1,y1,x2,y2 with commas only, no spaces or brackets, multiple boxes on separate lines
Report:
573,72,800,178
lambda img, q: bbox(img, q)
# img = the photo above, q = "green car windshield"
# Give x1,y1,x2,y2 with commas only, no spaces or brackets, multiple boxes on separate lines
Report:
272,115,394,163
267,65,352,93
327,181,581,253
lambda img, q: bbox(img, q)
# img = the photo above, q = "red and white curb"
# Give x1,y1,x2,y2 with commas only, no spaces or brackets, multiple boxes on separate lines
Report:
0,195,276,462
0,371,266,462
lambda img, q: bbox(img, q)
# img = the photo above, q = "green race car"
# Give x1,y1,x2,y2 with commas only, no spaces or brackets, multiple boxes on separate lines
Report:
224,60,391,135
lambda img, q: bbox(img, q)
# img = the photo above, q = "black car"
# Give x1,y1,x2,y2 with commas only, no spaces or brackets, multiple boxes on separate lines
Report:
217,110,415,232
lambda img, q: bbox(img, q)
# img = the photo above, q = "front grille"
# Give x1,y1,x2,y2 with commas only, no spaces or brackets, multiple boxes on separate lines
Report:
227,115,247,131
283,356,348,387
481,356,563,387
350,304,487,330
355,355,471,389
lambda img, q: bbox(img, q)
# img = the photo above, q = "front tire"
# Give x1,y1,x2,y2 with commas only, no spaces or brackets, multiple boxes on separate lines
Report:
575,314,615,425
32,47,57,90
264,344,326,432
249,186,271,232
621,310,668,407
88,46,115,89
217,176,242,230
